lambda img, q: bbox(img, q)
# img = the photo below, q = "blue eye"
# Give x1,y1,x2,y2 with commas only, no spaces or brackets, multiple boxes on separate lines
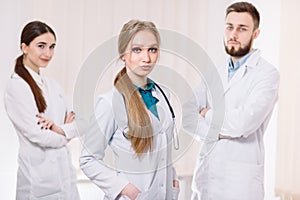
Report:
149,48,158,53
132,47,142,53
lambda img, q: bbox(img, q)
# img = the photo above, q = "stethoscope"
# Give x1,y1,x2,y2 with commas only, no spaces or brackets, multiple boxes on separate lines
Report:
122,82,180,150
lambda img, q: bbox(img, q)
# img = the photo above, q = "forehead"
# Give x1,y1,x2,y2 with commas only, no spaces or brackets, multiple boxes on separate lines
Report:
130,30,158,46
226,12,254,27
30,32,56,44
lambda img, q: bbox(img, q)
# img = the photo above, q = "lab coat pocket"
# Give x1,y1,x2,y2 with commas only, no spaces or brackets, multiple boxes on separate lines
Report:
30,158,61,198
223,161,264,200
136,190,150,200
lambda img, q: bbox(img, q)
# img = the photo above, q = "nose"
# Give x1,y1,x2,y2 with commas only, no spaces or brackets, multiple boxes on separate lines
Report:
230,29,238,40
142,50,151,63
44,48,53,58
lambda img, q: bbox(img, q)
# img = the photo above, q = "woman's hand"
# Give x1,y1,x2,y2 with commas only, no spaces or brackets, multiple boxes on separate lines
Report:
120,183,141,200
64,111,75,123
36,114,65,136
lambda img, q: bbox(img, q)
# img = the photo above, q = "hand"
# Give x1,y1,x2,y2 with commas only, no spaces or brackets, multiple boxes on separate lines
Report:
219,134,233,139
200,107,210,117
173,180,180,189
120,183,141,200
36,114,65,136
64,111,75,123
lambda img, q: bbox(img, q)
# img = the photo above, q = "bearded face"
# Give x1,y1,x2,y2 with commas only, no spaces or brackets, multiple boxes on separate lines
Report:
224,12,259,59
224,36,253,57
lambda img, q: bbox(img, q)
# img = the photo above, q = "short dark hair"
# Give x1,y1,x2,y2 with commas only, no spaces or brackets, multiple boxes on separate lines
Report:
226,2,260,29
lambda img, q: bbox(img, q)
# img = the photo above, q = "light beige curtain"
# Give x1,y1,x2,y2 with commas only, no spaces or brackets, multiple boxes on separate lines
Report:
275,0,300,199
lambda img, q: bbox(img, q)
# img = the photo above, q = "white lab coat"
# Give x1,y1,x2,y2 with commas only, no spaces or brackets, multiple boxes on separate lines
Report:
4,67,80,200
184,50,280,200
80,86,179,200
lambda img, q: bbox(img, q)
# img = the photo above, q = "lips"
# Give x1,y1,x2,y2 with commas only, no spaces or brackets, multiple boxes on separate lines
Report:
40,58,50,62
227,40,240,45
140,65,152,70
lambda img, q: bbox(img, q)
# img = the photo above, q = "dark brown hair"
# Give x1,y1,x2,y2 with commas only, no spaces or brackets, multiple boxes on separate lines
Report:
226,2,260,30
15,21,56,113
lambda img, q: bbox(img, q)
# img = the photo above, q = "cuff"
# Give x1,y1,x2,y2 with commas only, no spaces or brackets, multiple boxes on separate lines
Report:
60,121,78,139
204,109,213,124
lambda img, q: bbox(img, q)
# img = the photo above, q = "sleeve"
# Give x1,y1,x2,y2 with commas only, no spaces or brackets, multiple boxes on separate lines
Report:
182,80,212,140
4,79,67,148
60,122,78,139
172,166,178,181
79,95,129,199
50,80,78,140
221,67,280,138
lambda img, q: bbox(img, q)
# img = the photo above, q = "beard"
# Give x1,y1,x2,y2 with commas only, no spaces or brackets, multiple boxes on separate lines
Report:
224,37,252,57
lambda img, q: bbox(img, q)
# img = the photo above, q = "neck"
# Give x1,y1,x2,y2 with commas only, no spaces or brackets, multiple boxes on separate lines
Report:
23,59,40,74
127,72,147,89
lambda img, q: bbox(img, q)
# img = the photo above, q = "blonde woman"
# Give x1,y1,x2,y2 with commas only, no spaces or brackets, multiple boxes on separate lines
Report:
80,20,180,200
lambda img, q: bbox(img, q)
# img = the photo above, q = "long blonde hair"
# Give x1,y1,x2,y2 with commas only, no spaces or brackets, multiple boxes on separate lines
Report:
114,20,160,156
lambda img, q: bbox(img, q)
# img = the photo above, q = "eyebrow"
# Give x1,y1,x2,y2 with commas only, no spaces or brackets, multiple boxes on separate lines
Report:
131,43,158,47
226,23,249,28
36,42,47,45
36,41,56,46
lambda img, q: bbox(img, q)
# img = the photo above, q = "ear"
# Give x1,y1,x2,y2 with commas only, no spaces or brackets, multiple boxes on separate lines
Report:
252,29,260,40
21,43,28,54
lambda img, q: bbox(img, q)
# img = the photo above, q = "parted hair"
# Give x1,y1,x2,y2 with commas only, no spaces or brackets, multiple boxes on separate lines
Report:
15,21,56,113
114,20,160,156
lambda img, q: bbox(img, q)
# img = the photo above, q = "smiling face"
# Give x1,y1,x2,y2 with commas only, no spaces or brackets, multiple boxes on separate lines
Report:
21,32,56,73
224,11,260,61
122,30,159,86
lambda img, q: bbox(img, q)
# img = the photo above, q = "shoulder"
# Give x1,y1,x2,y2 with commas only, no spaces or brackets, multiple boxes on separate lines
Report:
244,50,279,80
4,73,37,109
95,88,120,106
94,88,125,112
254,57,280,83
257,57,279,73
5,73,32,95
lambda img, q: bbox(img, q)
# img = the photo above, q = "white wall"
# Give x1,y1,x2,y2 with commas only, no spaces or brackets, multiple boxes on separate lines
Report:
0,1,23,200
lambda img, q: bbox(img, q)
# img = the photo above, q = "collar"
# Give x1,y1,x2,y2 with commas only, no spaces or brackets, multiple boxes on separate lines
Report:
228,49,257,72
24,66,44,87
135,78,156,93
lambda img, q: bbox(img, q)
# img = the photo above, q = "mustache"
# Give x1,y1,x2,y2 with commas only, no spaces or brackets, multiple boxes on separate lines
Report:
228,38,238,42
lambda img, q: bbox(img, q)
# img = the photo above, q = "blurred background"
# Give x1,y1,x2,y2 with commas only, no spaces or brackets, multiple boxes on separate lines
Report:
0,0,299,199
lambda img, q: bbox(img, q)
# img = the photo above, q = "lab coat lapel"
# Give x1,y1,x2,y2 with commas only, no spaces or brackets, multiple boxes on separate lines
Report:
223,49,261,94
225,64,247,93
150,90,163,134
